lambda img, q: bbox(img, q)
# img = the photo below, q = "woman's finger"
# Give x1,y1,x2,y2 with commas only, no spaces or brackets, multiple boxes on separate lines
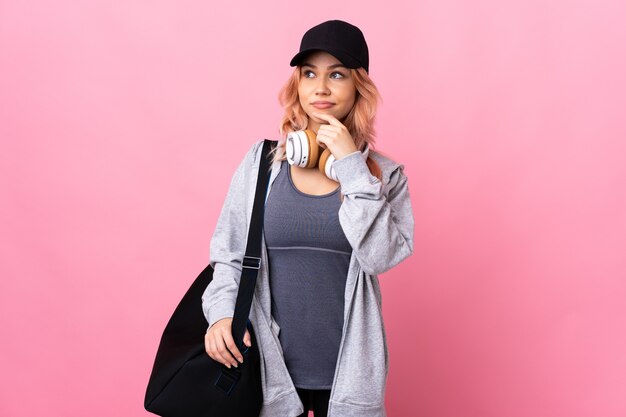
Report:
243,329,252,347
208,334,221,364
223,329,244,364
317,124,340,136
204,333,214,360
214,331,238,368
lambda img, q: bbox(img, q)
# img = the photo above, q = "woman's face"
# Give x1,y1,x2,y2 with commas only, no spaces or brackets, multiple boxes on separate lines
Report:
297,51,357,131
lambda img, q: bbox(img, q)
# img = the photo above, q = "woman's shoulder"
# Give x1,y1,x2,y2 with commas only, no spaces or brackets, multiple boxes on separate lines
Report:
221,140,274,177
244,139,280,166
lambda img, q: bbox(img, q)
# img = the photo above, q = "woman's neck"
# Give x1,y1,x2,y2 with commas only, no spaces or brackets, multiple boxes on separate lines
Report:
307,119,321,134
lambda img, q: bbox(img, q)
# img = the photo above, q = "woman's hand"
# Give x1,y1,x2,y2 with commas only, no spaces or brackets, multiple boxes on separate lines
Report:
312,112,359,160
205,317,252,369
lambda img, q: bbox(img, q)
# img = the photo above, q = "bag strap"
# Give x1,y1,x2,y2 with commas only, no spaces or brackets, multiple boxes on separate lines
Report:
231,139,275,350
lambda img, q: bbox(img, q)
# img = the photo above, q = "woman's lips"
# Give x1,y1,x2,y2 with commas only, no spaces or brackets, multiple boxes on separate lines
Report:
312,102,335,109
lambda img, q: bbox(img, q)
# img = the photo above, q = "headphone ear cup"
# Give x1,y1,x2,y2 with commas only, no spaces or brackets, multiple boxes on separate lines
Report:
286,129,321,168
318,148,338,181
303,130,320,169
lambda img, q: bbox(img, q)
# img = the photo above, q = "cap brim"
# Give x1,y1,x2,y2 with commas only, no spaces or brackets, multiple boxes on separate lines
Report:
289,48,362,69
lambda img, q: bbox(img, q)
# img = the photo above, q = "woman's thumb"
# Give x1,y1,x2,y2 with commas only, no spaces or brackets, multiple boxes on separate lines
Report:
244,329,252,347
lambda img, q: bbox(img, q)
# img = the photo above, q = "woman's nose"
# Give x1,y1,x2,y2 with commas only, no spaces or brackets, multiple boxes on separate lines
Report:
315,78,330,95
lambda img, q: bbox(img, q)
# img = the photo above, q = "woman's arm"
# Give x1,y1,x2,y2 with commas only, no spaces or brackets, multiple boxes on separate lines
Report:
201,141,262,328
333,150,415,276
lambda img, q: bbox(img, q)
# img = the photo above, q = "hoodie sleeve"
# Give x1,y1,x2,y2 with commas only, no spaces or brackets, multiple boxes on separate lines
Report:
332,150,415,276
201,141,263,328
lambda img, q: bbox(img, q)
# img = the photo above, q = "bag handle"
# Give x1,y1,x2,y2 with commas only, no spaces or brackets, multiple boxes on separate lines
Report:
231,139,275,350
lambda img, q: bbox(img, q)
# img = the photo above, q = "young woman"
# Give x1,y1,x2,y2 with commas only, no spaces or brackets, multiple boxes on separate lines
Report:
202,20,415,417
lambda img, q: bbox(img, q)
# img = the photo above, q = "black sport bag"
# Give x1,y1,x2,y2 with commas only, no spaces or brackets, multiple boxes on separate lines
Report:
144,139,276,417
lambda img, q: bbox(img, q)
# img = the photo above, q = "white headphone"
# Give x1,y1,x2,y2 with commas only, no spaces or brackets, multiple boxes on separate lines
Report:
286,130,370,181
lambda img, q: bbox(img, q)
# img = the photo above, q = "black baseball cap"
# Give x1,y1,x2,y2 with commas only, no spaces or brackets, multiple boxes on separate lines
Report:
289,20,369,73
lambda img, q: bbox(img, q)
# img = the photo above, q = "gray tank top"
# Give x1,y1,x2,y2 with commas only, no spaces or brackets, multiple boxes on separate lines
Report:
263,160,352,389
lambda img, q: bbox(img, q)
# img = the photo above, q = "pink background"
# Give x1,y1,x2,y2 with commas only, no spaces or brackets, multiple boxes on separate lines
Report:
1,0,625,416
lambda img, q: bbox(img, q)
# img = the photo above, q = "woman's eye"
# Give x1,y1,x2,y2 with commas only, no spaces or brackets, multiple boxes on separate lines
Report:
302,70,345,79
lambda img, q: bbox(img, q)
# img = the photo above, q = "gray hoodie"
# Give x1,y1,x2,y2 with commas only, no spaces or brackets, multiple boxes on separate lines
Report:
202,139,415,417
